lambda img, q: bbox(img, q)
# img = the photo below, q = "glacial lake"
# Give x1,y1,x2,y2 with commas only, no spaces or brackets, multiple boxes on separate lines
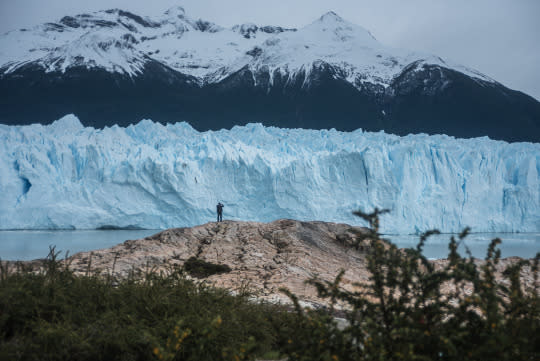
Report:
0,230,160,261
0,230,538,261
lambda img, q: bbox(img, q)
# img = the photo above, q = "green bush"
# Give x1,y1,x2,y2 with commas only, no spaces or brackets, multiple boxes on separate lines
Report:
0,248,285,361
278,209,540,361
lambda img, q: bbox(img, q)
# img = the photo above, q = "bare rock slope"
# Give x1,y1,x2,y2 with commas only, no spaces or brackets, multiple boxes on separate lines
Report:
69,219,371,306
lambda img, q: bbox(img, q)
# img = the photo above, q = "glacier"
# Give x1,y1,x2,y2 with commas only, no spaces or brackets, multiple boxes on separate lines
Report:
0,114,539,234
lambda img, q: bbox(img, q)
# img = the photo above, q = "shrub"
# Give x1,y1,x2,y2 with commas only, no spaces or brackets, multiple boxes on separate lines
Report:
183,257,232,278
278,209,540,361
0,248,281,361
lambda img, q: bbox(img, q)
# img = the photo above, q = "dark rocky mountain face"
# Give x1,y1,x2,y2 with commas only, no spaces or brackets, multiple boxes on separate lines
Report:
2,62,538,142
1,7,539,142
382,65,540,142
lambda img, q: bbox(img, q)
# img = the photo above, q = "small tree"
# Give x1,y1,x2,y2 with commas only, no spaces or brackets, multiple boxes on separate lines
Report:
280,209,540,361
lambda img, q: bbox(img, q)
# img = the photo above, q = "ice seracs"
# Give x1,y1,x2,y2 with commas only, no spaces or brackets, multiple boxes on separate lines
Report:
1,116,538,233
45,114,85,134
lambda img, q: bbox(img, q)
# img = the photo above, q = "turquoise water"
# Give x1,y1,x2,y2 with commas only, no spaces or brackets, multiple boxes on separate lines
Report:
0,230,538,261
0,230,160,261
389,233,540,260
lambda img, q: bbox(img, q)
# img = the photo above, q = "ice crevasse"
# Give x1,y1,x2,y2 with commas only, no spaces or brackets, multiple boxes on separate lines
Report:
0,114,538,234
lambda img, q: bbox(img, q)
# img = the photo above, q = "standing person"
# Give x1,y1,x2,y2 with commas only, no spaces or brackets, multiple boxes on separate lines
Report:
216,202,224,222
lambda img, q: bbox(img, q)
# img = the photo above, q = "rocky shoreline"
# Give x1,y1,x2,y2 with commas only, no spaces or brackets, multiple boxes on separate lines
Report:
6,220,538,308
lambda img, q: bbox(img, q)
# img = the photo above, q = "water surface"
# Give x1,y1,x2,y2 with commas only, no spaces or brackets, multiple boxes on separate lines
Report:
0,230,538,261
0,230,160,261
389,233,539,259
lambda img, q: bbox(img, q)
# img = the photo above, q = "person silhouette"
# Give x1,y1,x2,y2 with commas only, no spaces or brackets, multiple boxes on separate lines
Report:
216,202,224,222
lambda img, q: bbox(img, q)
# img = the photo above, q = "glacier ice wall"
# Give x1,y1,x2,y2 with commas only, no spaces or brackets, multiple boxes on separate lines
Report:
0,115,539,233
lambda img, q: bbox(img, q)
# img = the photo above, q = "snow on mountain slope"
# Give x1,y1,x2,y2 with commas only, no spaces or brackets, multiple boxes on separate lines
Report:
1,115,538,233
0,7,493,87
0,7,288,80
243,11,460,88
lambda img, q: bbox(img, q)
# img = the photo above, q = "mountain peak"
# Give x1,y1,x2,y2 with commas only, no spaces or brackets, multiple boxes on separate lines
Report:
164,6,186,19
302,11,378,45
318,11,344,23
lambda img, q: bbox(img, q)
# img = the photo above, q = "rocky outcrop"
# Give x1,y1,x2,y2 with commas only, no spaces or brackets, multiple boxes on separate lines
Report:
67,220,371,307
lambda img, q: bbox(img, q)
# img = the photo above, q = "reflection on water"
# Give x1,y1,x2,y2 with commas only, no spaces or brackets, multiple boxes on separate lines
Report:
0,230,538,261
0,230,161,261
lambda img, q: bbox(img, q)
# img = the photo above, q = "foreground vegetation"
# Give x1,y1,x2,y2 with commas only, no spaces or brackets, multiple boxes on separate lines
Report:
1,210,539,360
0,248,290,361
281,210,540,361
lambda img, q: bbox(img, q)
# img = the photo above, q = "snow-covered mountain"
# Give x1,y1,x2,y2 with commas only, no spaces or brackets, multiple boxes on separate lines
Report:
1,7,539,142
0,8,486,85
1,115,538,233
